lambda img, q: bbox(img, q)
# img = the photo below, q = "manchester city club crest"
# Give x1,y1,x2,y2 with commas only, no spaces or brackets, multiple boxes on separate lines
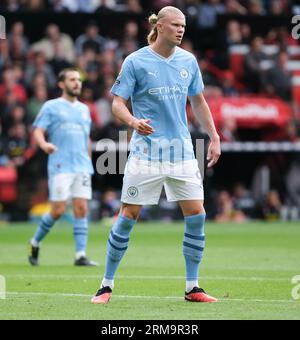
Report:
127,186,138,198
180,68,189,79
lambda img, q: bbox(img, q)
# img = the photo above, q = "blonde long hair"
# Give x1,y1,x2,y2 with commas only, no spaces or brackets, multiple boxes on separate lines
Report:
147,6,185,45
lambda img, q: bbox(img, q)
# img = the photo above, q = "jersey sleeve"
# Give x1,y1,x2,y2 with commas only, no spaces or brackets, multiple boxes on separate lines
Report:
33,103,52,131
188,57,204,96
111,57,136,100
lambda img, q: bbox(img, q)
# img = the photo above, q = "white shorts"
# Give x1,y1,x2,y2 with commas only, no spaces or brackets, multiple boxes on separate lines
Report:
121,157,204,205
49,173,92,202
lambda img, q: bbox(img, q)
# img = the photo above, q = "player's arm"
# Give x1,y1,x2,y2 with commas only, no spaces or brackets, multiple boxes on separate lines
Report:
33,128,57,154
112,95,154,136
188,93,221,168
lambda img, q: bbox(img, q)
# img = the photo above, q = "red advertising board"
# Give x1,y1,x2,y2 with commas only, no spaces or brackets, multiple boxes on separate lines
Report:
207,98,292,129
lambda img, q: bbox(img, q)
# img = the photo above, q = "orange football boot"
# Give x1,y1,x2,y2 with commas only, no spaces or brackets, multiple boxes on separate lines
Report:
185,287,218,303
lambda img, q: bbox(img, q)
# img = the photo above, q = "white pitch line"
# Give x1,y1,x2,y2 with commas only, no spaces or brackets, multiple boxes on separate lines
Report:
5,292,297,304
3,274,290,282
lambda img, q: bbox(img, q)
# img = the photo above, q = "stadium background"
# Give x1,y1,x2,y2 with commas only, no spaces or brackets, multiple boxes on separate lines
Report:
0,0,299,224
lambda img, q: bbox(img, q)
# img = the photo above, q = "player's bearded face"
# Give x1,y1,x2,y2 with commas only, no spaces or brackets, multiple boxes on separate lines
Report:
65,83,82,97
63,72,82,97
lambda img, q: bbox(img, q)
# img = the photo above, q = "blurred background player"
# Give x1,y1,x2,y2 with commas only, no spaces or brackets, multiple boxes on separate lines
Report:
92,6,221,304
28,68,97,266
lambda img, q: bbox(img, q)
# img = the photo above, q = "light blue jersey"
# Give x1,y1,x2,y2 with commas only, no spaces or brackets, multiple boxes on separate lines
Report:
111,46,204,162
33,98,94,175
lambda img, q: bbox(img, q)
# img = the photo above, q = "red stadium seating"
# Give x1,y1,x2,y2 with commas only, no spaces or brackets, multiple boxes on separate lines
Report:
0,167,17,203
229,45,249,80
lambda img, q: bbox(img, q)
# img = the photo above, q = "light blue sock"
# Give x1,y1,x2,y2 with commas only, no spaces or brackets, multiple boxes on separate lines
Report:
104,215,136,281
32,214,56,244
183,214,206,285
73,217,88,253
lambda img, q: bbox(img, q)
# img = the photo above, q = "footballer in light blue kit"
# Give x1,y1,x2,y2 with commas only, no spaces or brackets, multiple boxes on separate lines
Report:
28,68,97,267
112,44,203,163
92,7,221,304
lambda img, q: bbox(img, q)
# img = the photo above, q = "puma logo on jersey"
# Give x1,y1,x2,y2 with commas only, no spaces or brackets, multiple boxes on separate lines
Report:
148,71,158,78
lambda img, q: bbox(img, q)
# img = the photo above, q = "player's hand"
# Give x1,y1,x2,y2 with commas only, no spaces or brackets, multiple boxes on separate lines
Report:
131,118,155,136
207,136,221,168
41,142,58,154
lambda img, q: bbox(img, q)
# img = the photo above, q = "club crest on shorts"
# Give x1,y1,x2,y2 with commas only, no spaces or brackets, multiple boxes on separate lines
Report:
180,68,189,79
127,186,138,198
56,187,63,195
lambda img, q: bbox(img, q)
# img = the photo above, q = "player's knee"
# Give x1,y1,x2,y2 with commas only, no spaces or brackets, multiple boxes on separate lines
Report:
189,203,206,216
120,205,140,220
181,201,205,217
51,205,66,220
186,209,205,217
121,210,139,220
74,203,88,218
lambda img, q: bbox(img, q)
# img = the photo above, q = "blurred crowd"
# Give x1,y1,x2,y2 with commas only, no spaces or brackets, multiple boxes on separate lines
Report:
213,185,284,222
95,183,296,223
0,3,300,221
1,18,299,170
0,0,295,16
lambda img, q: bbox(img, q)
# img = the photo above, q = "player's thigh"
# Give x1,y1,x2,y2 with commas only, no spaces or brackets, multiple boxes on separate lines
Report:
121,158,165,205
49,173,74,202
72,173,92,200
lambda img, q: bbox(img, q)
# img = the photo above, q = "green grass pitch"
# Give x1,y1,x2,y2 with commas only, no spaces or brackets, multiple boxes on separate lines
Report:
0,220,299,320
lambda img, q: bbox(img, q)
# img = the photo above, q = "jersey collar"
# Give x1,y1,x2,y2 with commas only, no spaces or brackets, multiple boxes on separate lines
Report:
59,97,79,106
147,46,177,63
